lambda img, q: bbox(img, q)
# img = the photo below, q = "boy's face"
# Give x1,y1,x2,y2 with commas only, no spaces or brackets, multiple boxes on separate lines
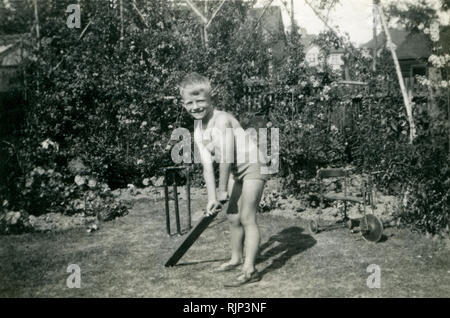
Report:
181,84,213,120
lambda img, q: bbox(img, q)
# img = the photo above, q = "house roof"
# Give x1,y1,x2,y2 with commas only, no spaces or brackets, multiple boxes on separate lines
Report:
396,32,432,60
0,34,31,66
301,32,345,54
244,6,286,62
361,28,408,49
300,33,316,48
248,6,285,40
0,44,15,56
361,28,431,60
0,33,30,46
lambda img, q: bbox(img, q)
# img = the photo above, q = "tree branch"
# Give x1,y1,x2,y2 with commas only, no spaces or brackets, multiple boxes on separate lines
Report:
132,0,148,28
79,20,92,40
185,0,208,24
205,0,226,28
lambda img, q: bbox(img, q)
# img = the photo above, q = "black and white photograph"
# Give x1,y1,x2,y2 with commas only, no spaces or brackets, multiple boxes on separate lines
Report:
0,0,449,300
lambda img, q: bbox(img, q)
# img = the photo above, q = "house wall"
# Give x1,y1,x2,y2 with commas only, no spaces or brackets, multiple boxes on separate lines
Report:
305,45,321,67
0,47,24,93
1,51,23,66
305,45,344,71
0,66,21,93
327,53,344,71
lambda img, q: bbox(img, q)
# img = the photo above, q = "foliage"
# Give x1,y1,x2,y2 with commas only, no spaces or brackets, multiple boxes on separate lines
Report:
0,0,448,235
0,0,271,218
269,19,449,235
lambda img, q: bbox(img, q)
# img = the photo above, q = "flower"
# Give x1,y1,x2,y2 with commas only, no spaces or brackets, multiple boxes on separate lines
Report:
34,167,45,175
25,178,33,188
429,54,450,69
142,178,150,186
429,21,440,42
101,183,110,193
73,199,85,210
266,122,273,128
137,159,144,165
74,175,86,186
140,121,148,128
437,10,450,26
361,49,371,59
41,138,59,151
88,179,97,188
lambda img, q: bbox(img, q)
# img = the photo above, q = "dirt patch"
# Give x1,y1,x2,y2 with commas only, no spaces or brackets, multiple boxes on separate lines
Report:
261,177,401,227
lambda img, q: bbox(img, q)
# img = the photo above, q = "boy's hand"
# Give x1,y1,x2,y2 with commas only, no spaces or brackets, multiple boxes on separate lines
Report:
206,200,222,216
217,191,229,204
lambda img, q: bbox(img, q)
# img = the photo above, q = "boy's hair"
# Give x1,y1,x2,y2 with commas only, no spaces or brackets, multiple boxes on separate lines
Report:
179,72,212,97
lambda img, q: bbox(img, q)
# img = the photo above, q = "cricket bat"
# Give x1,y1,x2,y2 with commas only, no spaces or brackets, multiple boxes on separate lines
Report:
164,204,226,267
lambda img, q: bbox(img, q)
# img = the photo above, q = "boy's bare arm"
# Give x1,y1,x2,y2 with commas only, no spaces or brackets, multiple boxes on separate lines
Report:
214,116,234,201
203,159,217,203
196,140,217,203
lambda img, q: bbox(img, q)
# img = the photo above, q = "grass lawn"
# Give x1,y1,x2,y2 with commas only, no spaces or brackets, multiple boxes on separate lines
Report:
1,196,449,298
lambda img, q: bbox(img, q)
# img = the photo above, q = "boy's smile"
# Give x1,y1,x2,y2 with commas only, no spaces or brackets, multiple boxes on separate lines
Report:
182,85,213,121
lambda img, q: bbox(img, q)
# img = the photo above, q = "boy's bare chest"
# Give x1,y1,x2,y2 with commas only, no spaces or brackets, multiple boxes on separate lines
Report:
194,126,220,153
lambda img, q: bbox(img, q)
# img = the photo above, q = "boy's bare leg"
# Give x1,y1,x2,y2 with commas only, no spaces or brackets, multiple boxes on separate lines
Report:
218,177,243,270
239,179,265,275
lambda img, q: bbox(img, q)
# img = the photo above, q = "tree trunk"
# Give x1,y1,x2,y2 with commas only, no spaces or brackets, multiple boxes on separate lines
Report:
120,0,124,49
33,0,40,50
376,4,417,143
372,0,378,71
447,87,450,157
291,0,295,33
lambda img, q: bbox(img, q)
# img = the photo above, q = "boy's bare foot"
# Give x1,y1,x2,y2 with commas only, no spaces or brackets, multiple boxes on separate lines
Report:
223,270,261,287
214,260,242,272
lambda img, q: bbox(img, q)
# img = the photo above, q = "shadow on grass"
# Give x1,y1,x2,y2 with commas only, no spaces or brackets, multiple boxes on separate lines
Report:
377,234,389,243
176,258,228,266
257,226,316,277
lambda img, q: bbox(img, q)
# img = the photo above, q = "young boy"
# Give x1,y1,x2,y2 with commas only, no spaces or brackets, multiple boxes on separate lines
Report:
179,72,269,287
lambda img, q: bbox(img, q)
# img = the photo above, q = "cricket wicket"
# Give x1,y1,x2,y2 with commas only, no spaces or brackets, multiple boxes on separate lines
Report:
164,166,191,236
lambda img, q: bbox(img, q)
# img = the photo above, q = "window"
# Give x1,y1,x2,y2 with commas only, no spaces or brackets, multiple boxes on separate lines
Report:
411,65,427,77
329,54,341,65
307,53,319,66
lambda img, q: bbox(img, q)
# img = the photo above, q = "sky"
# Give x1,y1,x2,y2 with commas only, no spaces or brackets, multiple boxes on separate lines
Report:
3,0,446,46
254,0,439,46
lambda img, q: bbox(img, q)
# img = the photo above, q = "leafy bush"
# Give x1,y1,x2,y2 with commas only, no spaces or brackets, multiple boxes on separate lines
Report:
1,0,448,236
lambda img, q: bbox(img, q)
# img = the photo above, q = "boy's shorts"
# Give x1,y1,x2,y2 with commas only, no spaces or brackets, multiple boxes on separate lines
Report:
232,162,270,183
